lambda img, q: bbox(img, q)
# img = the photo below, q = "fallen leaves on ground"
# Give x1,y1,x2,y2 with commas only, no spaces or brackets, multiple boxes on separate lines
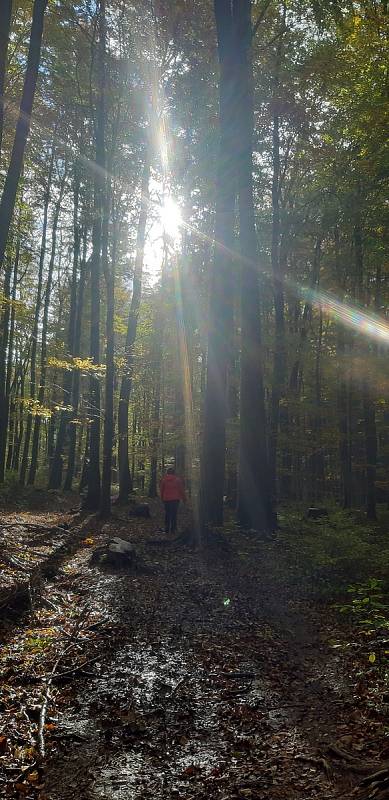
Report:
0,498,388,800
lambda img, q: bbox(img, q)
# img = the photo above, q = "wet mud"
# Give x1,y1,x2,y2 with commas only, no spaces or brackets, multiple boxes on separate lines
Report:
42,516,358,800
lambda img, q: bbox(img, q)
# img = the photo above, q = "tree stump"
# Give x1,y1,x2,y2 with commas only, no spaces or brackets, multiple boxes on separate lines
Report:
90,537,137,570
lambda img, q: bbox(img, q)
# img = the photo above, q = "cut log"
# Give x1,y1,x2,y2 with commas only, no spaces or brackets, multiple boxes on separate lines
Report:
90,537,137,570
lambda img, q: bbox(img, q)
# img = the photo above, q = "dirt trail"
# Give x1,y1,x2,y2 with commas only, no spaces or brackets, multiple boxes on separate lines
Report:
1,505,378,799
41,512,360,800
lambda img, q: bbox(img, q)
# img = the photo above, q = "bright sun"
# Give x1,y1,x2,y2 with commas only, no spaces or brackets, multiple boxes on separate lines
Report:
159,197,182,241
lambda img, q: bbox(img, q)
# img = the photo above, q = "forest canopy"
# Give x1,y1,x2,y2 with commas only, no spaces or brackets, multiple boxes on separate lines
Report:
0,0,388,527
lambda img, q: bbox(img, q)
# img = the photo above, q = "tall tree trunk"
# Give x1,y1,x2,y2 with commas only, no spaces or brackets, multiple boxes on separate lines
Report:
84,201,102,508
268,8,286,502
148,363,162,498
234,0,273,530
63,230,88,490
0,0,48,270
199,0,236,528
100,183,114,516
148,261,166,498
19,148,54,485
334,226,352,507
354,210,377,520
363,382,377,520
0,206,21,478
79,428,89,493
0,254,14,480
311,307,325,500
131,411,137,481
85,0,107,510
48,171,80,489
338,326,353,507
28,180,64,485
117,155,150,503
289,238,321,393
362,261,380,522
0,0,12,159
269,117,286,500
13,366,25,471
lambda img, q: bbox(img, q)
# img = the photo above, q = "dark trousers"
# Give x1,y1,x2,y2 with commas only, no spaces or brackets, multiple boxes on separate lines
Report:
164,500,179,533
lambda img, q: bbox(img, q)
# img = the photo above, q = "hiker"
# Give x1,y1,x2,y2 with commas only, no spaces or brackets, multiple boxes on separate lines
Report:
159,467,186,534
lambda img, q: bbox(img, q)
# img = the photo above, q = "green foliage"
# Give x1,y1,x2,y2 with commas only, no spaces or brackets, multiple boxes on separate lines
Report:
335,578,389,626
275,506,389,597
334,579,389,670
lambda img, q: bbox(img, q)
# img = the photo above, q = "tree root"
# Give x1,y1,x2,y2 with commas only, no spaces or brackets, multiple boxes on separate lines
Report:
326,743,386,775
353,767,389,799
294,754,332,776
325,744,389,799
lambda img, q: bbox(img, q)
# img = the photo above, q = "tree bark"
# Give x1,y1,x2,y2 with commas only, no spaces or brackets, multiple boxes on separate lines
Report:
117,155,150,503
234,0,273,530
100,182,114,517
289,238,321,393
0,0,12,159
19,147,54,485
48,171,80,489
199,0,236,528
12,354,28,472
311,307,325,500
0,254,14,480
363,382,377,521
63,230,88,490
334,226,352,507
0,0,48,270
28,177,65,484
85,0,107,510
269,115,286,500
148,255,166,499
0,204,21,479
354,210,377,520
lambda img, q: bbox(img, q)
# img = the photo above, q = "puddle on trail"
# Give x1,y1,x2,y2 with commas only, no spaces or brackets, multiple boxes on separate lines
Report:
90,639,229,800
44,549,345,800
47,635,237,800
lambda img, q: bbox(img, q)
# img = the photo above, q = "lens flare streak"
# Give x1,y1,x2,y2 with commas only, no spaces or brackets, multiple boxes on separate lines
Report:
300,287,389,345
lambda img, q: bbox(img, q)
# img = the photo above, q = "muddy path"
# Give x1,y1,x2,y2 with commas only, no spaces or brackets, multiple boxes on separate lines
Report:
34,510,366,800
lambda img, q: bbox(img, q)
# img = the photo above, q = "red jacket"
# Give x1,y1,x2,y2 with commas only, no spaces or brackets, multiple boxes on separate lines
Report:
160,473,186,502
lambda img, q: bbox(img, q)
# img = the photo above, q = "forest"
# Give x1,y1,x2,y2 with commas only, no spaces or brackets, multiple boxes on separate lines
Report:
0,0,388,798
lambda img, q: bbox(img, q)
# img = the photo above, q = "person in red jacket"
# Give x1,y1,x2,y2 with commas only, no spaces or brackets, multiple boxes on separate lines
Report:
159,467,186,534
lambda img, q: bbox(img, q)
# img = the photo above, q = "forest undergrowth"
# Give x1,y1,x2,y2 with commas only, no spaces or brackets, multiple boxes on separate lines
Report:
1,494,389,800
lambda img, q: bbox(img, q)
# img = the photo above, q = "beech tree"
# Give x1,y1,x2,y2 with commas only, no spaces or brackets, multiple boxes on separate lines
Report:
0,0,48,270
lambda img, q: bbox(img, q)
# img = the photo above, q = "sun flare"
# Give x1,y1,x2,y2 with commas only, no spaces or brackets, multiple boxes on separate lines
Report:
159,197,182,241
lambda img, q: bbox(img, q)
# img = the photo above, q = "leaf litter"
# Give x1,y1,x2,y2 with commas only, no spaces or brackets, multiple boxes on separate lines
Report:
1,500,389,799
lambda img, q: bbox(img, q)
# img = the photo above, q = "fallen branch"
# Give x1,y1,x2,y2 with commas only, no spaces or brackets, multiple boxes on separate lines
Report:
215,671,257,679
37,604,91,757
0,522,59,531
53,655,100,681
